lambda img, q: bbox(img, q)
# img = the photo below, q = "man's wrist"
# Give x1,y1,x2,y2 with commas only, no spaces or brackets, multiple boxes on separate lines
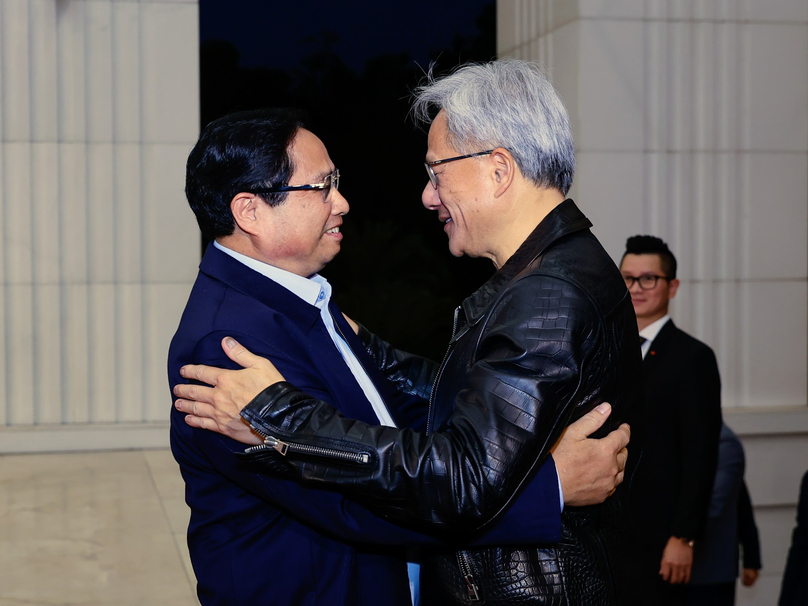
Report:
676,536,695,548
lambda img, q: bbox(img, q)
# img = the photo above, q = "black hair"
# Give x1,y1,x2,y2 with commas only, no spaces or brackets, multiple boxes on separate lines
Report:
185,108,308,240
623,235,677,279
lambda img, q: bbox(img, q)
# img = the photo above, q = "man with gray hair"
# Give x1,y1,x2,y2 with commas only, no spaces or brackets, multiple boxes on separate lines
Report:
176,59,640,605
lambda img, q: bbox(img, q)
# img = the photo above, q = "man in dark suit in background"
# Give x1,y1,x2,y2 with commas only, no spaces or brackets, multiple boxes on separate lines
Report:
620,235,723,605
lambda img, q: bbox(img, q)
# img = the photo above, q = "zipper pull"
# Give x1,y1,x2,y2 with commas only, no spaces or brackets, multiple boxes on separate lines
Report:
264,436,289,456
464,573,480,602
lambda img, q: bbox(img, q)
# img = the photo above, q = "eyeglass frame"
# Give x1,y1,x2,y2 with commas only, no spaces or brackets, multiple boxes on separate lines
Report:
246,169,340,199
424,150,495,189
622,274,671,291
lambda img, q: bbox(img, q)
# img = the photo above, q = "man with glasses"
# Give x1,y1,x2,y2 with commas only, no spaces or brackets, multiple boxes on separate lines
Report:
620,235,722,605
174,60,640,605
170,107,630,605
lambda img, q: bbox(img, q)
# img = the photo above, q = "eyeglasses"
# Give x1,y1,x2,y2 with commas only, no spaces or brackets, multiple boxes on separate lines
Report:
247,169,340,201
424,150,494,189
622,274,670,290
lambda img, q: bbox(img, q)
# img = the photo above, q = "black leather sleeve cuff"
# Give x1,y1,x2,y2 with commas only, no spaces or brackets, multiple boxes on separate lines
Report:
241,381,298,421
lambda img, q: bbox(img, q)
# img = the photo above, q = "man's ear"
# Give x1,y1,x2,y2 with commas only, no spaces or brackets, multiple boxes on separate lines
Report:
668,278,680,299
490,148,516,198
230,192,262,235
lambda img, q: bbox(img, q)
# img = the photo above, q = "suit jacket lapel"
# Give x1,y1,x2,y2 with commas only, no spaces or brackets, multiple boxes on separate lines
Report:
199,244,321,332
643,319,677,375
199,244,382,425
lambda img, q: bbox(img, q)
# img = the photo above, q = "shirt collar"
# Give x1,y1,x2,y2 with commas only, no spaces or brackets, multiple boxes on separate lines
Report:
213,240,328,307
639,314,670,344
460,199,593,327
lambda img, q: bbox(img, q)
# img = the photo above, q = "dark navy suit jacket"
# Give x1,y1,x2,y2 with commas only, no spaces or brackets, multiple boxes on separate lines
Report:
169,244,561,606
690,423,745,585
630,320,722,549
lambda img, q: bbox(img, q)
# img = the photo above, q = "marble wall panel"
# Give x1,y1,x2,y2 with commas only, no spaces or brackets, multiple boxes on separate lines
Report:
62,284,91,424
140,2,199,143
4,142,33,284
141,143,200,284
2,0,32,142
34,284,63,424
30,0,58,142
740,0,808,22
112,1,142,142
742,23,808,152
116,284,145,422
57,0,88,142
569,151,645,260
741,152,808,280
143,283,196,421
739,280,808,408
85,0,115,142
577,19,644,151
6,285,35,425
0,0,199,437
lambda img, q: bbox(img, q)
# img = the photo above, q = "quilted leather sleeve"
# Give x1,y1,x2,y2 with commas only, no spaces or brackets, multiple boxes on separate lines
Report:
356,322,437,402
240,275,601,533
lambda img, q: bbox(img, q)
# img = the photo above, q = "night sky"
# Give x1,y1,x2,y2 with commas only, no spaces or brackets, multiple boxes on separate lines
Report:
201,0,495,72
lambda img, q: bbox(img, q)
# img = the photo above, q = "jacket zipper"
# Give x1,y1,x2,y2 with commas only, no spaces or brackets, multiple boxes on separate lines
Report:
456,551,481,602
427,306,459,434
244,428,371,465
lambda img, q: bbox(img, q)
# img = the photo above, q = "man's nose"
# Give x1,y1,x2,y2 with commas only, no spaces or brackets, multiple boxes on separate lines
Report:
332,189,349,215
422,180,439,210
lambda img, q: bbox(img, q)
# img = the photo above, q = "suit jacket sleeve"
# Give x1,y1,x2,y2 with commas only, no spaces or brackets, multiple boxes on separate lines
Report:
738,480,762,570
671,344,723,540
707,425,745,519
240,275,595,535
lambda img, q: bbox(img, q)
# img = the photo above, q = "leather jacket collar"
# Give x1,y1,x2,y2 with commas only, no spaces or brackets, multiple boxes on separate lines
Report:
457,198,593,334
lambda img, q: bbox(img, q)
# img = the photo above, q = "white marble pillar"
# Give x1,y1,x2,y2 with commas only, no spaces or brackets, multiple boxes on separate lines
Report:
498,1,807,604
0,0,200,451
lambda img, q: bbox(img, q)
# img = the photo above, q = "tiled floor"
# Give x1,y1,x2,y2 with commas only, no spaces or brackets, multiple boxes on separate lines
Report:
0,449,198,605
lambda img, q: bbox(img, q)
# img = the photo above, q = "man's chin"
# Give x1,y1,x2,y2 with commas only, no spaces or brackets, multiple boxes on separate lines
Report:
447,242,465,258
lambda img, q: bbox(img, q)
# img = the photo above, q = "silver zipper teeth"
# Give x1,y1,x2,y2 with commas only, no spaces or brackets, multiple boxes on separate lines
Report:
427,306,459,434
456,551,481,602
246,435,370,464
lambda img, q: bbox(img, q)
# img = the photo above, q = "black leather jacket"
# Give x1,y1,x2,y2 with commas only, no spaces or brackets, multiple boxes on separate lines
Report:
241,200,642,605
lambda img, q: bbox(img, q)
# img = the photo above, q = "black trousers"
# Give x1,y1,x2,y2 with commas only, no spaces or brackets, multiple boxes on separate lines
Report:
688,582,736,606
629,545,689,606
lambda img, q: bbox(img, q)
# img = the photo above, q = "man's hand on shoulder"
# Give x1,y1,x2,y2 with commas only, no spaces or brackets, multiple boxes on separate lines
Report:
551,403,630,507
173,337,285,445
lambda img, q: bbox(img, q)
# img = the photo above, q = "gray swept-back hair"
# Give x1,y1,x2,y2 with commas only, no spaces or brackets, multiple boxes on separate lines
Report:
412,59,575,195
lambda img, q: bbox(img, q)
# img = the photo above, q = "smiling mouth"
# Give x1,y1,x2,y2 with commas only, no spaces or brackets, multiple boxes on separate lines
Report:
444,217,452,224
325,226,340,234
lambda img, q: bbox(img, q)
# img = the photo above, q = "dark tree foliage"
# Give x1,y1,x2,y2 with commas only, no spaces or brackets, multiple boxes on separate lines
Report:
199,3,496,360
